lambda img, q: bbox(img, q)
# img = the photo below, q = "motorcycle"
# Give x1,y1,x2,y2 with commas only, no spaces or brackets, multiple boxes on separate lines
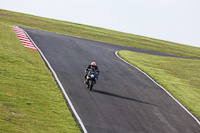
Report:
85,68,97,91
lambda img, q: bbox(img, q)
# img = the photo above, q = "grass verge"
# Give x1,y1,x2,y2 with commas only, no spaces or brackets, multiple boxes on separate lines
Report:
1,9,200,132
1,9,200,59
118,50,200,120
0,22,81,132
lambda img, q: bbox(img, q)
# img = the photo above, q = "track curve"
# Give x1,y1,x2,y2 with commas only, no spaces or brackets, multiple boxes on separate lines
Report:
21,27,200,133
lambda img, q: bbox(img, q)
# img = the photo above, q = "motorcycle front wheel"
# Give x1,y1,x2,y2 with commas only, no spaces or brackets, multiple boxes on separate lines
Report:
89,80,94,91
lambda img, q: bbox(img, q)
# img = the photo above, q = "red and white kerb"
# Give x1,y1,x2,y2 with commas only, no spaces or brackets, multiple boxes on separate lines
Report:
11,26,38,51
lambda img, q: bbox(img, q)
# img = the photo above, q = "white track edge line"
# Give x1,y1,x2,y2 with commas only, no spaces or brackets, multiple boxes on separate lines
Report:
18,26,88,133
115,51,200,125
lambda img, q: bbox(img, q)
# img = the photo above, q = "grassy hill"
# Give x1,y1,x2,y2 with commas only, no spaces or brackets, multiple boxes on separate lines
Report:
0,10,81,132
0,9,199,132
1,9,200,59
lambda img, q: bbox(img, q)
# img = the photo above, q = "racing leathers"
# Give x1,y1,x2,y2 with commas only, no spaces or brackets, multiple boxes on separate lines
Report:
84,65,99,83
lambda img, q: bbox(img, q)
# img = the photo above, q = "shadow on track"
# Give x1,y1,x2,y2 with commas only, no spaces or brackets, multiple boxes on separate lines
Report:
93,89,159,107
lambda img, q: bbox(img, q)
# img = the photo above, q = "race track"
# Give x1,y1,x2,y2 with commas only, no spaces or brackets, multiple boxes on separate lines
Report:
21,27,200,133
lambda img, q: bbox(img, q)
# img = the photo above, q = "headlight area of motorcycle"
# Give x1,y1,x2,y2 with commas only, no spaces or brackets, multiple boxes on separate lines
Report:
91,74,95,78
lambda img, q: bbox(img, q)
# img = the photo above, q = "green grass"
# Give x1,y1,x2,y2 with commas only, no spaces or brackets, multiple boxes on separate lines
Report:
0,21,80,132
118,50,200,119
1,9,200,132
1,9,200,59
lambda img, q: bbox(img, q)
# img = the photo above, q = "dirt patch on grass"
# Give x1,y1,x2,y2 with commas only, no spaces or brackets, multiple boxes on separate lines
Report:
11,112,26,116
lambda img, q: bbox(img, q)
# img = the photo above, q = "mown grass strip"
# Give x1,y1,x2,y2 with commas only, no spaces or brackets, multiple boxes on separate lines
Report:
1,9,200,59
0,22,81,132
118,50,200,120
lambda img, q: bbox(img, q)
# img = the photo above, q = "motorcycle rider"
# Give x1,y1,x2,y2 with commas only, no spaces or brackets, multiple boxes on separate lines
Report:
84,62,99,84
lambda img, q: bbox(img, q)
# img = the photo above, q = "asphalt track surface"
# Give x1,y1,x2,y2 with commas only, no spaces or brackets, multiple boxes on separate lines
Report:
21,27,200,133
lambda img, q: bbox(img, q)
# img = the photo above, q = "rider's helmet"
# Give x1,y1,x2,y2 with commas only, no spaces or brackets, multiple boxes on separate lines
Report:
91,62,96,68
